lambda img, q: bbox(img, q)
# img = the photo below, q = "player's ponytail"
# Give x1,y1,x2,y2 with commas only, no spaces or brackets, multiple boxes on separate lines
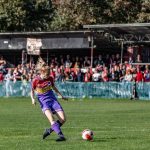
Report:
35,57,46,71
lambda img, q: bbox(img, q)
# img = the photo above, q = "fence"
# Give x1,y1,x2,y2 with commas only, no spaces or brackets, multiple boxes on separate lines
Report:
0,81,150,100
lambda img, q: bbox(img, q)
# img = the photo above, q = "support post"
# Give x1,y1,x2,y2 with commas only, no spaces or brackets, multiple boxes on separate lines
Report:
121,40,124,64
22,50,25,67
90,35,94,68
47,50,49,65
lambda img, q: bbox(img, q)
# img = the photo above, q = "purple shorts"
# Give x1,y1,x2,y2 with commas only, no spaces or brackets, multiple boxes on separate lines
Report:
40,100,63,114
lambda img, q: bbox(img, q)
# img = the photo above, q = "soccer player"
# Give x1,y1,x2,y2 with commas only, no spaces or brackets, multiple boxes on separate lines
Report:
31,58,68,141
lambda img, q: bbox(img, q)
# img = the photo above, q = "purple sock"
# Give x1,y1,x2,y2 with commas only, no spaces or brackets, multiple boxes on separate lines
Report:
57,120,63,127
51,121,64,137
48,120,62,134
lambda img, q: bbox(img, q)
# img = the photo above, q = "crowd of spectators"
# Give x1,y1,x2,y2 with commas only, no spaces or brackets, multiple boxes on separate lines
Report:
0,53,149,85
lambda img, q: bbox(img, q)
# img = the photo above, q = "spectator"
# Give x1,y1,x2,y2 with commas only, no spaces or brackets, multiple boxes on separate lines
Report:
65,55,72,68
123,69,133,82
0,71,4,82
65,72,73,82
144,66,150,82
28,72,33,82
104,54,111,67
50,58,57,68
21,69,28,96
54,57,59,66
59,57,65,66
55,66,61,82
135,54,142,63
92,69,101,82
94,54,104,67
17,64,23,74
84,68,92,82
74,56,80,68
113,65,120,82
50,68,55,79
119,63,126,81
4,68,13,97
83,56,90,68
2,52,150,85
59,69,65,82
79,57,84,68
101,67,109,82
110,54,115,65
13,68,22,82
135,67,144,82
76,68,83,82
109,67,115,81
129,56,133,64
0,56,6,69
24,63,31,73
116,53,121,64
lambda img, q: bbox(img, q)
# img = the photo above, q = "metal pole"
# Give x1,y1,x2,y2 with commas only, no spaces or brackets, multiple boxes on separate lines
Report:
91,35,94,68
121,40,124,64
21,50,25,67
29,55,32,68
47,50,49,65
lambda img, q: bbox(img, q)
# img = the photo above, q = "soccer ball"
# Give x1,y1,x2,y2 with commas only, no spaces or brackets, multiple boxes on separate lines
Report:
82,129,94,141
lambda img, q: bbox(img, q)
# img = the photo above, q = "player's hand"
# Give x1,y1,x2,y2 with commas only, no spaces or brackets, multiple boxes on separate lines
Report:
61,97,68,101
32,99,36,106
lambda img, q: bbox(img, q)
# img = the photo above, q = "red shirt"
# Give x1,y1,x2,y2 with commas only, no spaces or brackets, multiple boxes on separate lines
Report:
32,76,56,103
0,73,4,82
32,76,54,91
136,72,144,82
84,72,91,82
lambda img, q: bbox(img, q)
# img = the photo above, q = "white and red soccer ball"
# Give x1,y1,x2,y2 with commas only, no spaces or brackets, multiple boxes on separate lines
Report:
82,129,94,141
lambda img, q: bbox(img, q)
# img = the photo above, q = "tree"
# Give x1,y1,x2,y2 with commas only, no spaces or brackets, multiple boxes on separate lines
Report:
110,0,142,23
0,0,149,31
137,0,150,22
23,0,54,31
0,0,54,31
0,0,25,31
50,0,97,30
50,0,117,30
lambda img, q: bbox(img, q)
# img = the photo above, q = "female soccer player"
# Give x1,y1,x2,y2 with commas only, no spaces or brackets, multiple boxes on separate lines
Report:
31,58,67,141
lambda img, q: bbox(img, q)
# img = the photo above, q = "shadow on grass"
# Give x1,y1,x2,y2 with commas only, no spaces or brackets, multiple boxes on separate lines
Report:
93,137,118,142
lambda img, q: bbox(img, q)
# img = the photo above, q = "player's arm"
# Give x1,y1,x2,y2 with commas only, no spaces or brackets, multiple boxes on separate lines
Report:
52,84,68,100
30,89,36,105
31,78,37,105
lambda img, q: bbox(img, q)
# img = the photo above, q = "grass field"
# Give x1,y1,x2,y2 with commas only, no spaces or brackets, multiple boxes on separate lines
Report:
1,98,150,150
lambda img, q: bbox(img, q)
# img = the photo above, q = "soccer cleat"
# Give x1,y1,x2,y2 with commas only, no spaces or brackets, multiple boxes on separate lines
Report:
43,129,50,139
56,136,66,142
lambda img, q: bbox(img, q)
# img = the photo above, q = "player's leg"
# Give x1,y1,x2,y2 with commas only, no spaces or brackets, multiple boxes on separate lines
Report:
43,111,66,139
43,109,65,140
55,110,66,126
42,109,55,139
43,101,66,141
44,109,66,141
54,110,66,141
44,109,55,125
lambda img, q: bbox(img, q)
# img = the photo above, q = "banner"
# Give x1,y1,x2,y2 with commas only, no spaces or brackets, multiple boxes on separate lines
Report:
26,38,42,55
0,81,150,100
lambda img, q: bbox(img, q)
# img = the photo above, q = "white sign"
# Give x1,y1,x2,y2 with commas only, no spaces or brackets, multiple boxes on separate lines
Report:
26,38,42,55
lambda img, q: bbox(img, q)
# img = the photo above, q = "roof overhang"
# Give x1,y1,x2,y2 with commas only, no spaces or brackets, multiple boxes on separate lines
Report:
83,23,150,44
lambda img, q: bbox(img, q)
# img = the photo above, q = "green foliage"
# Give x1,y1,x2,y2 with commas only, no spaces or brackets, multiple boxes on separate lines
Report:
137,0,150,22
109,0,141,23
0,0,54,31
50,0,96,31
51,0,150,30
0,0,25,31
22,0,54,31
0,0,149,31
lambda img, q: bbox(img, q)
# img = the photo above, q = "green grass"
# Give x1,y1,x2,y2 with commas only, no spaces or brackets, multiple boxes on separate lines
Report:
1,98,150,150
